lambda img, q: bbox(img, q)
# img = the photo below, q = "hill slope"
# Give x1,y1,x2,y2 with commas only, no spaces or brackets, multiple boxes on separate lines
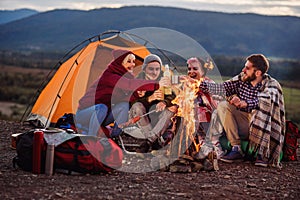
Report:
0,6,299,59
0,9,38,24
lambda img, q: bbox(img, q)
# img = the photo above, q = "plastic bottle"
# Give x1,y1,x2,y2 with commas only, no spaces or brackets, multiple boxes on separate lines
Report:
171,69,179,84
45,144,55,175
157,86,165,100
32,130,44,174
163,64,172,95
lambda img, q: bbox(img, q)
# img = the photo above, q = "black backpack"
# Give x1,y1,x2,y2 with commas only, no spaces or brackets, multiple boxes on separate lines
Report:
55,113,76,130
13,130,47,172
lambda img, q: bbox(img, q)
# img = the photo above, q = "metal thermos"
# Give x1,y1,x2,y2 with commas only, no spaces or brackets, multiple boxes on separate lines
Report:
45,144,55,175
32,130,44,174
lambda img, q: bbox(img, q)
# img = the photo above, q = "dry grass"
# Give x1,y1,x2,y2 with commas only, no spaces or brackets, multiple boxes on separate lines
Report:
0,65,51,75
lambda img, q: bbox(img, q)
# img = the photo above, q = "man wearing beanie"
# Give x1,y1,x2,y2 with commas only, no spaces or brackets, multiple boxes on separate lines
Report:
125,54,177,153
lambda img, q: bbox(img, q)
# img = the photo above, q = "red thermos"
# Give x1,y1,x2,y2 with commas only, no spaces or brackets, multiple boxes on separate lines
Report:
32,130,44,174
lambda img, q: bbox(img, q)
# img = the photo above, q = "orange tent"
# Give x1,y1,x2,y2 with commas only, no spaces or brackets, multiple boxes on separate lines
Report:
25,31,153,127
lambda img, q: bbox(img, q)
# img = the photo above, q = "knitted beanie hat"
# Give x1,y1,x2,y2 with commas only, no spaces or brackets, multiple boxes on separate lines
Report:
142,54,162,70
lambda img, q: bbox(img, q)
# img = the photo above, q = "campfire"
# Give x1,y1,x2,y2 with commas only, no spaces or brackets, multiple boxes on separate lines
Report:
171,78,201,154
119,77,219,172
151,77,219,172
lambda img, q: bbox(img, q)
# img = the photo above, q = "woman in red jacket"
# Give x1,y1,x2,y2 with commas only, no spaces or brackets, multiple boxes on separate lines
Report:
186,57,218,133
76,49,170,137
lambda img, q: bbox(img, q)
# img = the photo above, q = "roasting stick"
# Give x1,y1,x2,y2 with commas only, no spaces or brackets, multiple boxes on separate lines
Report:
117,109,157,155
118,109,157,128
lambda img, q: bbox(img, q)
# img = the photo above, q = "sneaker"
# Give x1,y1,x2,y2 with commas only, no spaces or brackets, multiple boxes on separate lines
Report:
220,145,244,163
136,140,152,153
254,155,268,167
213,142,226,159
193,143,213,160
98,125,112,137
122,126,146,139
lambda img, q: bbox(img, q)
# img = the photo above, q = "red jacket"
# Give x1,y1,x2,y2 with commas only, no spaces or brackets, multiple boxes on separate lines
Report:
196,77,219,123
78,51,159,110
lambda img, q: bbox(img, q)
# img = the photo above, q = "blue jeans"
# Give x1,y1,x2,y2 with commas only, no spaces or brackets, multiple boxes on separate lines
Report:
75,102,129,137
106,102,129,137
75,104,108,136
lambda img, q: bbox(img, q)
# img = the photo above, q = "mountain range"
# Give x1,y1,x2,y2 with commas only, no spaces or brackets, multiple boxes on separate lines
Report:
0,6,299,59
0,8,38,24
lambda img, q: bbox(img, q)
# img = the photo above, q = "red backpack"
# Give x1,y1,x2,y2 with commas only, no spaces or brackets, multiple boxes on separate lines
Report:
54,136,123,174
282,120,300,161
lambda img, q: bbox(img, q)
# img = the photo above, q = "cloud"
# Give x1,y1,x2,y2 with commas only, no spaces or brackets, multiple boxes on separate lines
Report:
0,0,299,17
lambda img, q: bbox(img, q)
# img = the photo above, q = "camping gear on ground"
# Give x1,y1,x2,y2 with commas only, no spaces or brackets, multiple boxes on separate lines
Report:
11,132,23,149
32,130,44,174
13,130,47,172
54,113,76,130
54,136,123,174
45,144,55,175
13,128,123,174
283,120,300,161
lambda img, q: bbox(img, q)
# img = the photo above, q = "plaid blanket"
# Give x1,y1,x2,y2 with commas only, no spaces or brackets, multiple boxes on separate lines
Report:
249,74,285,168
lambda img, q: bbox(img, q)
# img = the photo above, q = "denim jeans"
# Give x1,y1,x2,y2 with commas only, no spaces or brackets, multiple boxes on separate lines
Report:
75,102,129,137
75,104,108,136
104,102,129,137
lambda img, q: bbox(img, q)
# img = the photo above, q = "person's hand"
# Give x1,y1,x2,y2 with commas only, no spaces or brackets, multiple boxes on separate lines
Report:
179,75,189,82
229,96,241,107
137,90,146,97
167,105,178,113
156,102,166,112
238,100,247,108
179,75,197,83
159,76,171,87
230,96,247,108
148,90,164,102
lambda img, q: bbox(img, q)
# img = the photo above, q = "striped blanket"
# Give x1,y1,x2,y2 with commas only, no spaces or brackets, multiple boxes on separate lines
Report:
249,74,285,168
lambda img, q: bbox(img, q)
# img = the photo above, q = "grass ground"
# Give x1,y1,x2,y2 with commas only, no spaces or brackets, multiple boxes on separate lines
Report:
283,87,300,126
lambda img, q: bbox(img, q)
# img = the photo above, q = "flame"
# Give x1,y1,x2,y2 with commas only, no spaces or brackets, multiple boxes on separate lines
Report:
172,78,203,153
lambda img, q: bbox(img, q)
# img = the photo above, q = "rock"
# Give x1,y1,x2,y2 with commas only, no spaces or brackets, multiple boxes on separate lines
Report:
190,161,204,172
150,155,170,171
169,164,192,173
224,175,231,179
203,159,214,171
180,154,194,162
246,183,257,188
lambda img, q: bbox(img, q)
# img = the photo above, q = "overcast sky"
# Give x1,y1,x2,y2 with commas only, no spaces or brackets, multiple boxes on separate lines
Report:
1,0,300,17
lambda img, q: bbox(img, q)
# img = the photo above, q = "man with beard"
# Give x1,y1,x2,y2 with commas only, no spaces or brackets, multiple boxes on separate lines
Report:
199,54,285,167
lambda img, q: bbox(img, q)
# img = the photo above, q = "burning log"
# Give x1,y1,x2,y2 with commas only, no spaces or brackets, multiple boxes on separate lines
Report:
169,78,200,158
164,77,219,172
